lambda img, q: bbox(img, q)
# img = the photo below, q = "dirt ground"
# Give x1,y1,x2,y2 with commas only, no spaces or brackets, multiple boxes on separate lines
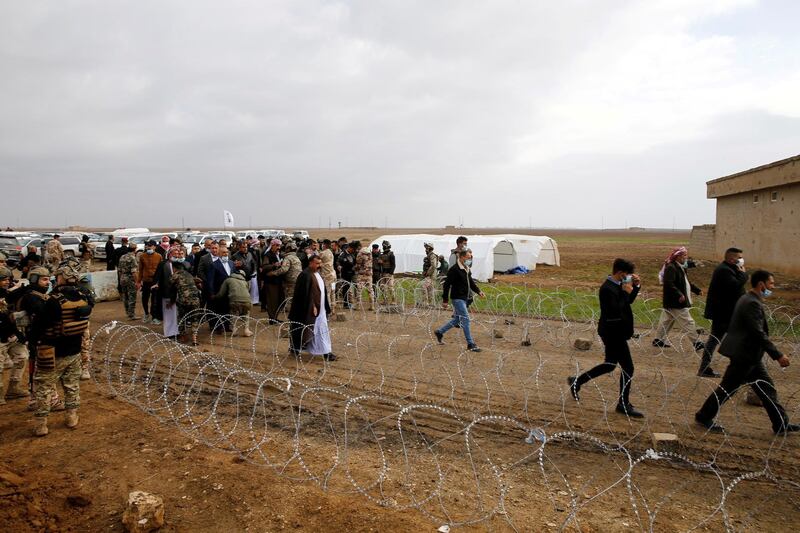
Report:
2,230,799,532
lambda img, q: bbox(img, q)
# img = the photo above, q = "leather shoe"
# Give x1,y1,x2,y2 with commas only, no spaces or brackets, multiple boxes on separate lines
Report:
652,338,671,348
323,353,337,362
695,413,725,433
434,330,444,345
616,403,644,418
697,367,721,378
774,423,800,435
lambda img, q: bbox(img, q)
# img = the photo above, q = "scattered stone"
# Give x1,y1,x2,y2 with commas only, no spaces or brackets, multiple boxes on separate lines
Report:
232,456,245,464
504,319,515,325
745,390,763,407
652,433,681,453
334,314,347,322
573,338,593,351
493,329,504,339
182,444,193,451
122,491,165,533
67,494,91,507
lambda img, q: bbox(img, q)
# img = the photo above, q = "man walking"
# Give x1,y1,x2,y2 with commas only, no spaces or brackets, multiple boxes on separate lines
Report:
45,235,65,271
695,270,799,435
568,259,644,418
434,249,484,352
261,239,285,323
698,247,748,378
652,246,704,351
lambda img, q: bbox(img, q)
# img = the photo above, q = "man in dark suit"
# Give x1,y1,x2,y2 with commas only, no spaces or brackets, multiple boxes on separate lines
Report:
205,244,232,331
568,258,644,418
698,247,749,378
104,235,116,270
695,270,798,435
261,239,285,324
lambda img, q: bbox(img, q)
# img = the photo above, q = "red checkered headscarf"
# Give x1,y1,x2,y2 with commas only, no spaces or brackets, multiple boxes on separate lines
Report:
658,246,687,283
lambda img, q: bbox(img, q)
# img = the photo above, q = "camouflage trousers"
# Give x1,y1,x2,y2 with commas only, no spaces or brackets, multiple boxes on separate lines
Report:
283,281,296,314
352,277,375,309
120,278,137,318
34,353,80,418
0,340,28,383
377,275,395,304
81,328,91,370
422,277,438,307
177,304,199,335
79,259,91,272
323,277,336,314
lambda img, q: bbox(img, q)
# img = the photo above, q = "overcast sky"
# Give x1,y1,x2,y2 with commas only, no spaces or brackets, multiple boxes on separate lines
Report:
2,0,799,230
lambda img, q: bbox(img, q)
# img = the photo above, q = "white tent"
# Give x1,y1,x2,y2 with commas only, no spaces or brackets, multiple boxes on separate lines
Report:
370,234,560,282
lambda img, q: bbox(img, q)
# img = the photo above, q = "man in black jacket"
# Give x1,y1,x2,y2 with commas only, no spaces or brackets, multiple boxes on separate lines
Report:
695,270,798,435
262,239,285,323
104,236,116,270
337,242,356,310
698,247,748,378
434,249,484,352
568,258,644,418
652,247,704,352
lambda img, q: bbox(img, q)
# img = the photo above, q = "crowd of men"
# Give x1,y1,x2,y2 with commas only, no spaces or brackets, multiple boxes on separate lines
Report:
1,233,797,438
567,247,798,435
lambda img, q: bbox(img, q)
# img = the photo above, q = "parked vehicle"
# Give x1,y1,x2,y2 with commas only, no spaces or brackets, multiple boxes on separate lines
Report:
42,234,82,260
0,233,43,267
292,230,310,240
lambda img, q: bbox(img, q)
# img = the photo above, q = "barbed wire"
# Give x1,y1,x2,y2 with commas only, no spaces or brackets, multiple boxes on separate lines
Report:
90,279,800,531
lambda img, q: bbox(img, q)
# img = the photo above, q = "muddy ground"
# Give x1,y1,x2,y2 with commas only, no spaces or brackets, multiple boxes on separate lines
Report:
2,230,799,532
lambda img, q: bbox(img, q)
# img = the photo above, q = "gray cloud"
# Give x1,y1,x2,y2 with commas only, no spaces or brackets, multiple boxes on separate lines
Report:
1,0,798,229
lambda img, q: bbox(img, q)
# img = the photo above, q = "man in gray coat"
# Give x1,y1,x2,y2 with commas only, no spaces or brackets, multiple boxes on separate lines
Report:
695,270,798,435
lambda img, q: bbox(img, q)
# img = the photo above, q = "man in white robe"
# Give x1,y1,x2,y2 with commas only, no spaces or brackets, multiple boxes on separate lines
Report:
287,254,335,361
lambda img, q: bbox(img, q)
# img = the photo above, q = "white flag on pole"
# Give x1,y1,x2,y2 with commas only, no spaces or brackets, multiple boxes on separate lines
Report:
223,210,235,228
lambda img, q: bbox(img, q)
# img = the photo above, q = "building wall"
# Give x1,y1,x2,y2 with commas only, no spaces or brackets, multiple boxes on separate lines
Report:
689,224,716,260
715,183,800,275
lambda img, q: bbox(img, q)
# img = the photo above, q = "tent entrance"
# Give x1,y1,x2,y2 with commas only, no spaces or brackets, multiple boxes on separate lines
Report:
493,241,518,272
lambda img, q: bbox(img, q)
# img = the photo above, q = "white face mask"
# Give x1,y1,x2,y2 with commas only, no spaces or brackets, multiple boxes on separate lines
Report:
736,258,744,267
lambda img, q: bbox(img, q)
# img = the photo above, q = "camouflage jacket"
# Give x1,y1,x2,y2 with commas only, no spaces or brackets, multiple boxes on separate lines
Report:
319,249,336,282
283,254,303,286
118,252,138,282
171,267,200,307
423,251,438,278
45,240,64,262
355,249,372,280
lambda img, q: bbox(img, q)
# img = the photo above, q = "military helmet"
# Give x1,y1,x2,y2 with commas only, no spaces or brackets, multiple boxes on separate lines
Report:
28,266,51,284
284,241,297,251
382,240,391,249
54,261,81,283
0,266,12,280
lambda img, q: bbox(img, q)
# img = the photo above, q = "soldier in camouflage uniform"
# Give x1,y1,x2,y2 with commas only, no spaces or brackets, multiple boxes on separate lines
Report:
169,260,201,344
78,235,94,272
45,235,65,271
59,257,96,380
31,261,94,436
319,240,337,315
0,268,30,404
422,242,439,307
353,241,375,311
377,240,396,305
275,241,303,314
117,243,139,320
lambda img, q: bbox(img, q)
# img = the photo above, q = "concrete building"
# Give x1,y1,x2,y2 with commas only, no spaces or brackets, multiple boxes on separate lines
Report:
693,154,800,276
